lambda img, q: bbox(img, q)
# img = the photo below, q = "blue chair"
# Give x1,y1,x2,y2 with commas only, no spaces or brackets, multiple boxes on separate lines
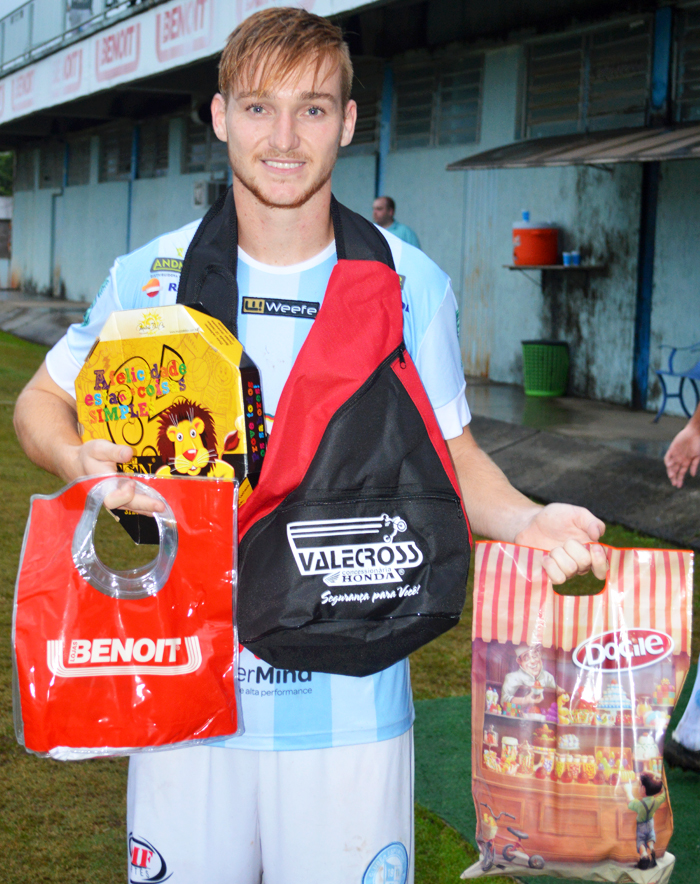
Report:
654,341,700,422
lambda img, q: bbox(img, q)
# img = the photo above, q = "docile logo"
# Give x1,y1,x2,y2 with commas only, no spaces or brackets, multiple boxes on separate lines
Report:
573,628,673,672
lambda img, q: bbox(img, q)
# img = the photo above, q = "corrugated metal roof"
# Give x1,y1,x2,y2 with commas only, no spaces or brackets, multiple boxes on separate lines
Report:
446,123,700,170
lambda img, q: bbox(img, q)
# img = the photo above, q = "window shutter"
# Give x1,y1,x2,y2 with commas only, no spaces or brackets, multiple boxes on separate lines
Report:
99,127,133,182
350,59,383,147
67,138,91,186
139,118,170,179
524,19,652,138
393,62,436,149
14,149,35,192
39,142,64,189
676,9,700,122
587,22,651,130
525,36,583,138
436,55,483,145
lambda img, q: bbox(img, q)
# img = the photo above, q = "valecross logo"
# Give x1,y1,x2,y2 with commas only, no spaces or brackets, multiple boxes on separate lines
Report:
47,637,202,677
287,514,423,586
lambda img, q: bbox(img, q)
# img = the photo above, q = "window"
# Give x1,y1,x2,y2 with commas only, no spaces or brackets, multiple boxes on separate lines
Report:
183,118,229,175
0,220,10,259
67,138,91,186
39,142,64,189
138,118,170,179
348,59,383,149
14,149,35,191
393,53,483,150
523,19,652,138
675,8,700,122
99,126,134,182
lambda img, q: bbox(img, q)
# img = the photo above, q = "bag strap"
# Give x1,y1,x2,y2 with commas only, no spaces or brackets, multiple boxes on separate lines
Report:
178,188,395,334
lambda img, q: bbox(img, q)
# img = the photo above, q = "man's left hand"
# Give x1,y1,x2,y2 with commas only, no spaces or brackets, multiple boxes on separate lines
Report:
514,503,608,584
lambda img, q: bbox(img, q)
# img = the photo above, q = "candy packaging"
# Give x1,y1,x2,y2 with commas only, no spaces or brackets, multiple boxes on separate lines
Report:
464,542,692,883
13,474,241,760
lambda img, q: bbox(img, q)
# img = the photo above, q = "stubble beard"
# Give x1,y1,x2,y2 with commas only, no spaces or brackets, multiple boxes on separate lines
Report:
231,144,340,210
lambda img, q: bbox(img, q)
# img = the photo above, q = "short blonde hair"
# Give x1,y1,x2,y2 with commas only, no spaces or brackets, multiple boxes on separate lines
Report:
219,7,353,106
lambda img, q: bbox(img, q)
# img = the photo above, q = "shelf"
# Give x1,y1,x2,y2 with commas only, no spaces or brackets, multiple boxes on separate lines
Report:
503,264,606,271
484,711,668,729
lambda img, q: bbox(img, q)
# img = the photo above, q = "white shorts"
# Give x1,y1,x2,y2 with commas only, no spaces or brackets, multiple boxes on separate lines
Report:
127,729,414,884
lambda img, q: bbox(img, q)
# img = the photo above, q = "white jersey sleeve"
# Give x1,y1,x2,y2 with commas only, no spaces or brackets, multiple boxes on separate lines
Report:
379,227,470,440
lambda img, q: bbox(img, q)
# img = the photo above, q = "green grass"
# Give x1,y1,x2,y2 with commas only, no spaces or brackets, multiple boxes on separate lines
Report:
1,329,698,883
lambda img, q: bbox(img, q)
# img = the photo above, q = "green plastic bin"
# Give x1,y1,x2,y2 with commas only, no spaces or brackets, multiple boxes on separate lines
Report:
521,340,569,397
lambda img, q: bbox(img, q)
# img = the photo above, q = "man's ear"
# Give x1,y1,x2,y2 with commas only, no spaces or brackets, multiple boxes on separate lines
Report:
211,93,228,143
340,99,357,148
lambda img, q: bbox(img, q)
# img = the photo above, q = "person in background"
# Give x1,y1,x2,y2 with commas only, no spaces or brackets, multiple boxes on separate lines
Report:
372,195,421,249
663,400,700,771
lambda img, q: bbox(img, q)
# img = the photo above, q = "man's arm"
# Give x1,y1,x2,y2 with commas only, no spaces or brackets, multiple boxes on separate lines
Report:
14,362,163,513
447,426,607,584
664,402,700,488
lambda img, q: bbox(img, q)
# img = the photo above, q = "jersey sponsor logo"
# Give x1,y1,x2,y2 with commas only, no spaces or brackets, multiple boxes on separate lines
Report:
573,629,674,672
46,637,202,677
242,296,319,319
287,515,423,587
150,257,183,274
363,842,409,884
129,834,172,882
142,278,160,298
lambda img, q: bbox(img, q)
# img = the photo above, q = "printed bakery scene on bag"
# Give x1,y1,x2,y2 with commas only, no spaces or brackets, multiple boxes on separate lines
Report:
464,542,692,883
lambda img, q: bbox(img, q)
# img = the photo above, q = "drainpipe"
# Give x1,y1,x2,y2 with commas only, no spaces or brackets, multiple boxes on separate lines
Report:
631,7,672,409
126,125,139,253
375,63,393,198
49,143,68,297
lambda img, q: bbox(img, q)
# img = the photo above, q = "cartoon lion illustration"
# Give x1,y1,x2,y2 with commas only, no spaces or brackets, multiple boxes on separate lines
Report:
155,399,235,478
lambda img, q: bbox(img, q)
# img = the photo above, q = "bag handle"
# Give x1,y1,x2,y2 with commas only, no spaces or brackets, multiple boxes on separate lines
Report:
71,477,178,599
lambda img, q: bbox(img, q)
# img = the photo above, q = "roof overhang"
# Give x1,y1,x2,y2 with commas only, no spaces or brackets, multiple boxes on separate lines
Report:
446,123,700,171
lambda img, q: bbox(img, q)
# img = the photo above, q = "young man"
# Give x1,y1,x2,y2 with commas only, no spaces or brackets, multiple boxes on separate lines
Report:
14,9,607,883
372,195,421,248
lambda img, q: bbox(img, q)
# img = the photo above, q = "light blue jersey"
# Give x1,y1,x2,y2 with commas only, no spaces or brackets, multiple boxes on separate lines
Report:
46,216,470,751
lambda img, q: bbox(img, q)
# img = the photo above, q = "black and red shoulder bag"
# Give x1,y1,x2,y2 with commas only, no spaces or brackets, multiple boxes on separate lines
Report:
179,190,471,676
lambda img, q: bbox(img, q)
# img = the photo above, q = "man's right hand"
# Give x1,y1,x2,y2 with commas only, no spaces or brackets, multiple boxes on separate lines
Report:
67,439,165,515
14,362,164,516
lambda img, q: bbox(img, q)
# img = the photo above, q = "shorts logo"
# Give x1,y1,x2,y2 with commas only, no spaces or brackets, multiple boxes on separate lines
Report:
142,278,160,298
150,257,183,274
129,834,172,882
287,515,423,586
363,842,409,884
242,296,319,319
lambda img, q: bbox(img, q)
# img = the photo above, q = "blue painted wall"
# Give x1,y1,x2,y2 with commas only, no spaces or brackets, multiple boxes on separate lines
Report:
10,44,700,414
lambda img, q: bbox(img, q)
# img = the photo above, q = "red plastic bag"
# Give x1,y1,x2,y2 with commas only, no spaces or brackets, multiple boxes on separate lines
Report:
13,474,241,760
465,542,693,883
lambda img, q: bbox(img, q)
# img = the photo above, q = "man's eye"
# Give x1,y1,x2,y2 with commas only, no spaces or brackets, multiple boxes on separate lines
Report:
307,106,323,116
248,105,264,114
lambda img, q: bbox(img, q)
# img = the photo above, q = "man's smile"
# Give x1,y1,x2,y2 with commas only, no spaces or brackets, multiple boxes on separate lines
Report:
262,159,305,170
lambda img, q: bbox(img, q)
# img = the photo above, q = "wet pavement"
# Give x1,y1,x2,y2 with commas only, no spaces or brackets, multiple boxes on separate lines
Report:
1,288,698,550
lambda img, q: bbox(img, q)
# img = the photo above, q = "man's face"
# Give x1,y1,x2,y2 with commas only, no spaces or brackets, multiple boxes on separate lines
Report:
372,198,393,227
518,648,542,678
211,59,356,210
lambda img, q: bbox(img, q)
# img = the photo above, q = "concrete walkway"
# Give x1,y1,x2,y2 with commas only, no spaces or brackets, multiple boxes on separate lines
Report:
2,288,698,551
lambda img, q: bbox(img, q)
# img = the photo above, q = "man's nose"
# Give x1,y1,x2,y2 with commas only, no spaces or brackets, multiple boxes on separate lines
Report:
269,110,300,153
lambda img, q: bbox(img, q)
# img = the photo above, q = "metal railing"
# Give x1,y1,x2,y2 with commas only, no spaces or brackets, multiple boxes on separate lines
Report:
0,0,166,77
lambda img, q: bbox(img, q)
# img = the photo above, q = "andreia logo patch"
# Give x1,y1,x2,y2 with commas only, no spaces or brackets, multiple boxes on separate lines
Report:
242,296,319,319
287,514,423,586
129,834,172,882
150,257,183,274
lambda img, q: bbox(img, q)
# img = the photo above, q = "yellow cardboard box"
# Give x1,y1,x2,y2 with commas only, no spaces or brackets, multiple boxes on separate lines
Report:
75,305,267,541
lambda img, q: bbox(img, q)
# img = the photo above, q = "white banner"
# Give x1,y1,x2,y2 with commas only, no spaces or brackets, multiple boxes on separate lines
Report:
0,0,366,125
